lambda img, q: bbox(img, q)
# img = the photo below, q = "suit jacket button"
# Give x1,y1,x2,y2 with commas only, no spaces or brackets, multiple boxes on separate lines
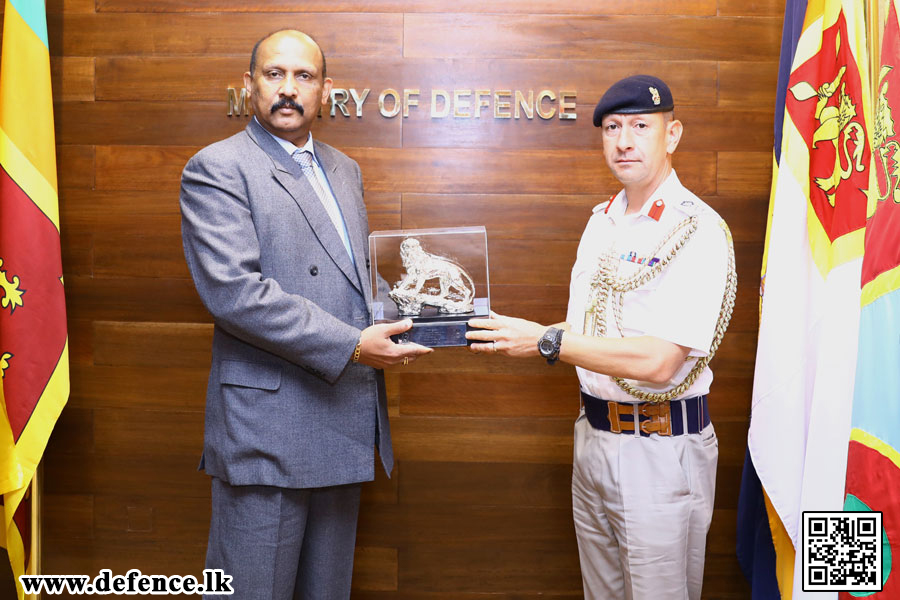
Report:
309,265,318,276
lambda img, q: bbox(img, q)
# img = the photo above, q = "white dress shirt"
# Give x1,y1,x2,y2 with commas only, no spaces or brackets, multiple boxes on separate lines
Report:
565,170,730,402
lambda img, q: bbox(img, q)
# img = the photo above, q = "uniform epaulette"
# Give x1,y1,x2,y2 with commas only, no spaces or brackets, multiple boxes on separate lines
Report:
674,198,703,217
593,194,617,214
592,200,611,214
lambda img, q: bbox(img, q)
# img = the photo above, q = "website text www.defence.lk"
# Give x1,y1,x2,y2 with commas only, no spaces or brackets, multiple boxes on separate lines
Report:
20,569,233,595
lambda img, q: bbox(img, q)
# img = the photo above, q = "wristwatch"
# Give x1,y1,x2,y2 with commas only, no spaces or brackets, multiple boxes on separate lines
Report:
537,327,563,365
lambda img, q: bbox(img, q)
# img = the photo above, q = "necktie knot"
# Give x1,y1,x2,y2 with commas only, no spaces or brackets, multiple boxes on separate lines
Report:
292,149,314,169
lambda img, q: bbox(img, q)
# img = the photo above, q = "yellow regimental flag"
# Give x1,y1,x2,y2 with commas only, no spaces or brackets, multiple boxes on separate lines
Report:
749,0,871,598
0,1,70,598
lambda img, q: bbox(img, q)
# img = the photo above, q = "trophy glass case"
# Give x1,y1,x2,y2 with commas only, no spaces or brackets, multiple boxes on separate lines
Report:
368,226,490,347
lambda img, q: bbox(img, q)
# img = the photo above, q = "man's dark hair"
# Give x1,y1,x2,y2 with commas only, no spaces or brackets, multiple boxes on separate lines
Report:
249,29,327,79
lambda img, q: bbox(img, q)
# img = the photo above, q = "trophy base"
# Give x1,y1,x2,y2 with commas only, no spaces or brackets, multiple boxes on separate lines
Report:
390,319,474,348
377,298,488,348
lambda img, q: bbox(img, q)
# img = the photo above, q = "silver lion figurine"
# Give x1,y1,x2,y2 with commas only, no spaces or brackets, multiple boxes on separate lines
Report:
388,238,475,316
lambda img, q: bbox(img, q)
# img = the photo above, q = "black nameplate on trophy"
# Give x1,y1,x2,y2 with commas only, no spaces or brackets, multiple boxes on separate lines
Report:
389,308,484,347
391,321,474,347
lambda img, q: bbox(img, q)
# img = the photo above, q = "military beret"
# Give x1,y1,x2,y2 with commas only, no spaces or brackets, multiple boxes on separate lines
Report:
592,74,674,127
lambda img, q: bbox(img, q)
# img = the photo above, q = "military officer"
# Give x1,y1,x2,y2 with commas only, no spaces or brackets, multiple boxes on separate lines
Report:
466,75,736,600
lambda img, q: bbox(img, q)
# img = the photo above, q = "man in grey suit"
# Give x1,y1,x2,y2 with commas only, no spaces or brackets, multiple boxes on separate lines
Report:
180,29,430,599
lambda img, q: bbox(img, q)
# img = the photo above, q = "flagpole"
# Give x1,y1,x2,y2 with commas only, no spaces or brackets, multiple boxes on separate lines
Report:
869,0,885,103
28,461,44,600
27,466,40,600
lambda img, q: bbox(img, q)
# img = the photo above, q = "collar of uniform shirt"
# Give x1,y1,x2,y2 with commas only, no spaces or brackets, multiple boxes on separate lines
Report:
598,169,683,221
253,116,321,165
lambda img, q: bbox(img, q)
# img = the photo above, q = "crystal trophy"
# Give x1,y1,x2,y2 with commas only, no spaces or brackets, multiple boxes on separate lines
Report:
368,226,490,347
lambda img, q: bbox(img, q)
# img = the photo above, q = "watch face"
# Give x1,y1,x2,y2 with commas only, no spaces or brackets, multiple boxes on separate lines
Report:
539,339,554,355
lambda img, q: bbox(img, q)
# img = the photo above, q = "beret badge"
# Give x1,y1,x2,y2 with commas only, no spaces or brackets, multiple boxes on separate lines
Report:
649,87,661,106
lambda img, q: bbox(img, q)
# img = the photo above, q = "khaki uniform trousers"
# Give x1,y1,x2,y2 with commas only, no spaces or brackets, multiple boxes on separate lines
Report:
572,410,718,600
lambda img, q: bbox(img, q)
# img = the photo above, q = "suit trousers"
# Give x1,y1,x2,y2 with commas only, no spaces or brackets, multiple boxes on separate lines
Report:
204,477,362,600
571,410,718,600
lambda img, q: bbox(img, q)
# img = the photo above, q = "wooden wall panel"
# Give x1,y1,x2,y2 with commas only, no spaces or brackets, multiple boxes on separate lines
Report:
718,151,773,196
57,145,94,189
402,194,601,239
40,2,775,598
350,148,718,194
70,364,209,410
92,322,212,368
398,373,579,417
52,13,404,57
719,61,780,107
61,190,181,234
400,106,772,152
490,284,570,324
353,547,399,592
400,540,581,592
403,15,781,61
399,462,573,507
51,57,95,102
57,101,402,148
718,0,784,17
94,145,198,191
95,0,717,15
47,0,96,14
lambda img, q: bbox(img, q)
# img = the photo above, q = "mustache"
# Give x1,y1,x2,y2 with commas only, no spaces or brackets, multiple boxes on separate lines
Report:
271,98,304,115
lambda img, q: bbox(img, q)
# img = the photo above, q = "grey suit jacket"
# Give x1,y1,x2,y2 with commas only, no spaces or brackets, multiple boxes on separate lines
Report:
180,119,392,489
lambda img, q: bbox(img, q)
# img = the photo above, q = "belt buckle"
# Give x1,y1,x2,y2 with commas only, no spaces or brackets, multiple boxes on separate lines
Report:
638,402,673,436
608,401,622,433
607,401,636,434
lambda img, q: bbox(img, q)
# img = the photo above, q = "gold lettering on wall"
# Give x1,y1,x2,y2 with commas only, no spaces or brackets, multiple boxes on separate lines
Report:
226,87,577,121
453,90,471,118
474,90,491,119
226,87,250,116
379,88,401,118
515,90,534,119
431,89,450,118
349,88,370,117
494,90,512,119
536,90,557,119
331,89,350,117
403,89,420,118
559,91,577,120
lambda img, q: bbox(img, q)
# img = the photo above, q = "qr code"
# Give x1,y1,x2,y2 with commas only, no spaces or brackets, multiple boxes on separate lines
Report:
802,511,883,592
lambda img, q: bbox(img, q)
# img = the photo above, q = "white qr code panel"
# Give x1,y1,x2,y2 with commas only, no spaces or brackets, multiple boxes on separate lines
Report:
802,511,883,592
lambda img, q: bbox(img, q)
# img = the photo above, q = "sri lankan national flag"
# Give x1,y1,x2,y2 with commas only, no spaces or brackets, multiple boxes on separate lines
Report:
0,1,70,598
841,1,900,596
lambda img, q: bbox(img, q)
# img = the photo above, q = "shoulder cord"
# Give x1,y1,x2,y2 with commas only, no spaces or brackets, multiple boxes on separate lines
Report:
584,216,737,403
